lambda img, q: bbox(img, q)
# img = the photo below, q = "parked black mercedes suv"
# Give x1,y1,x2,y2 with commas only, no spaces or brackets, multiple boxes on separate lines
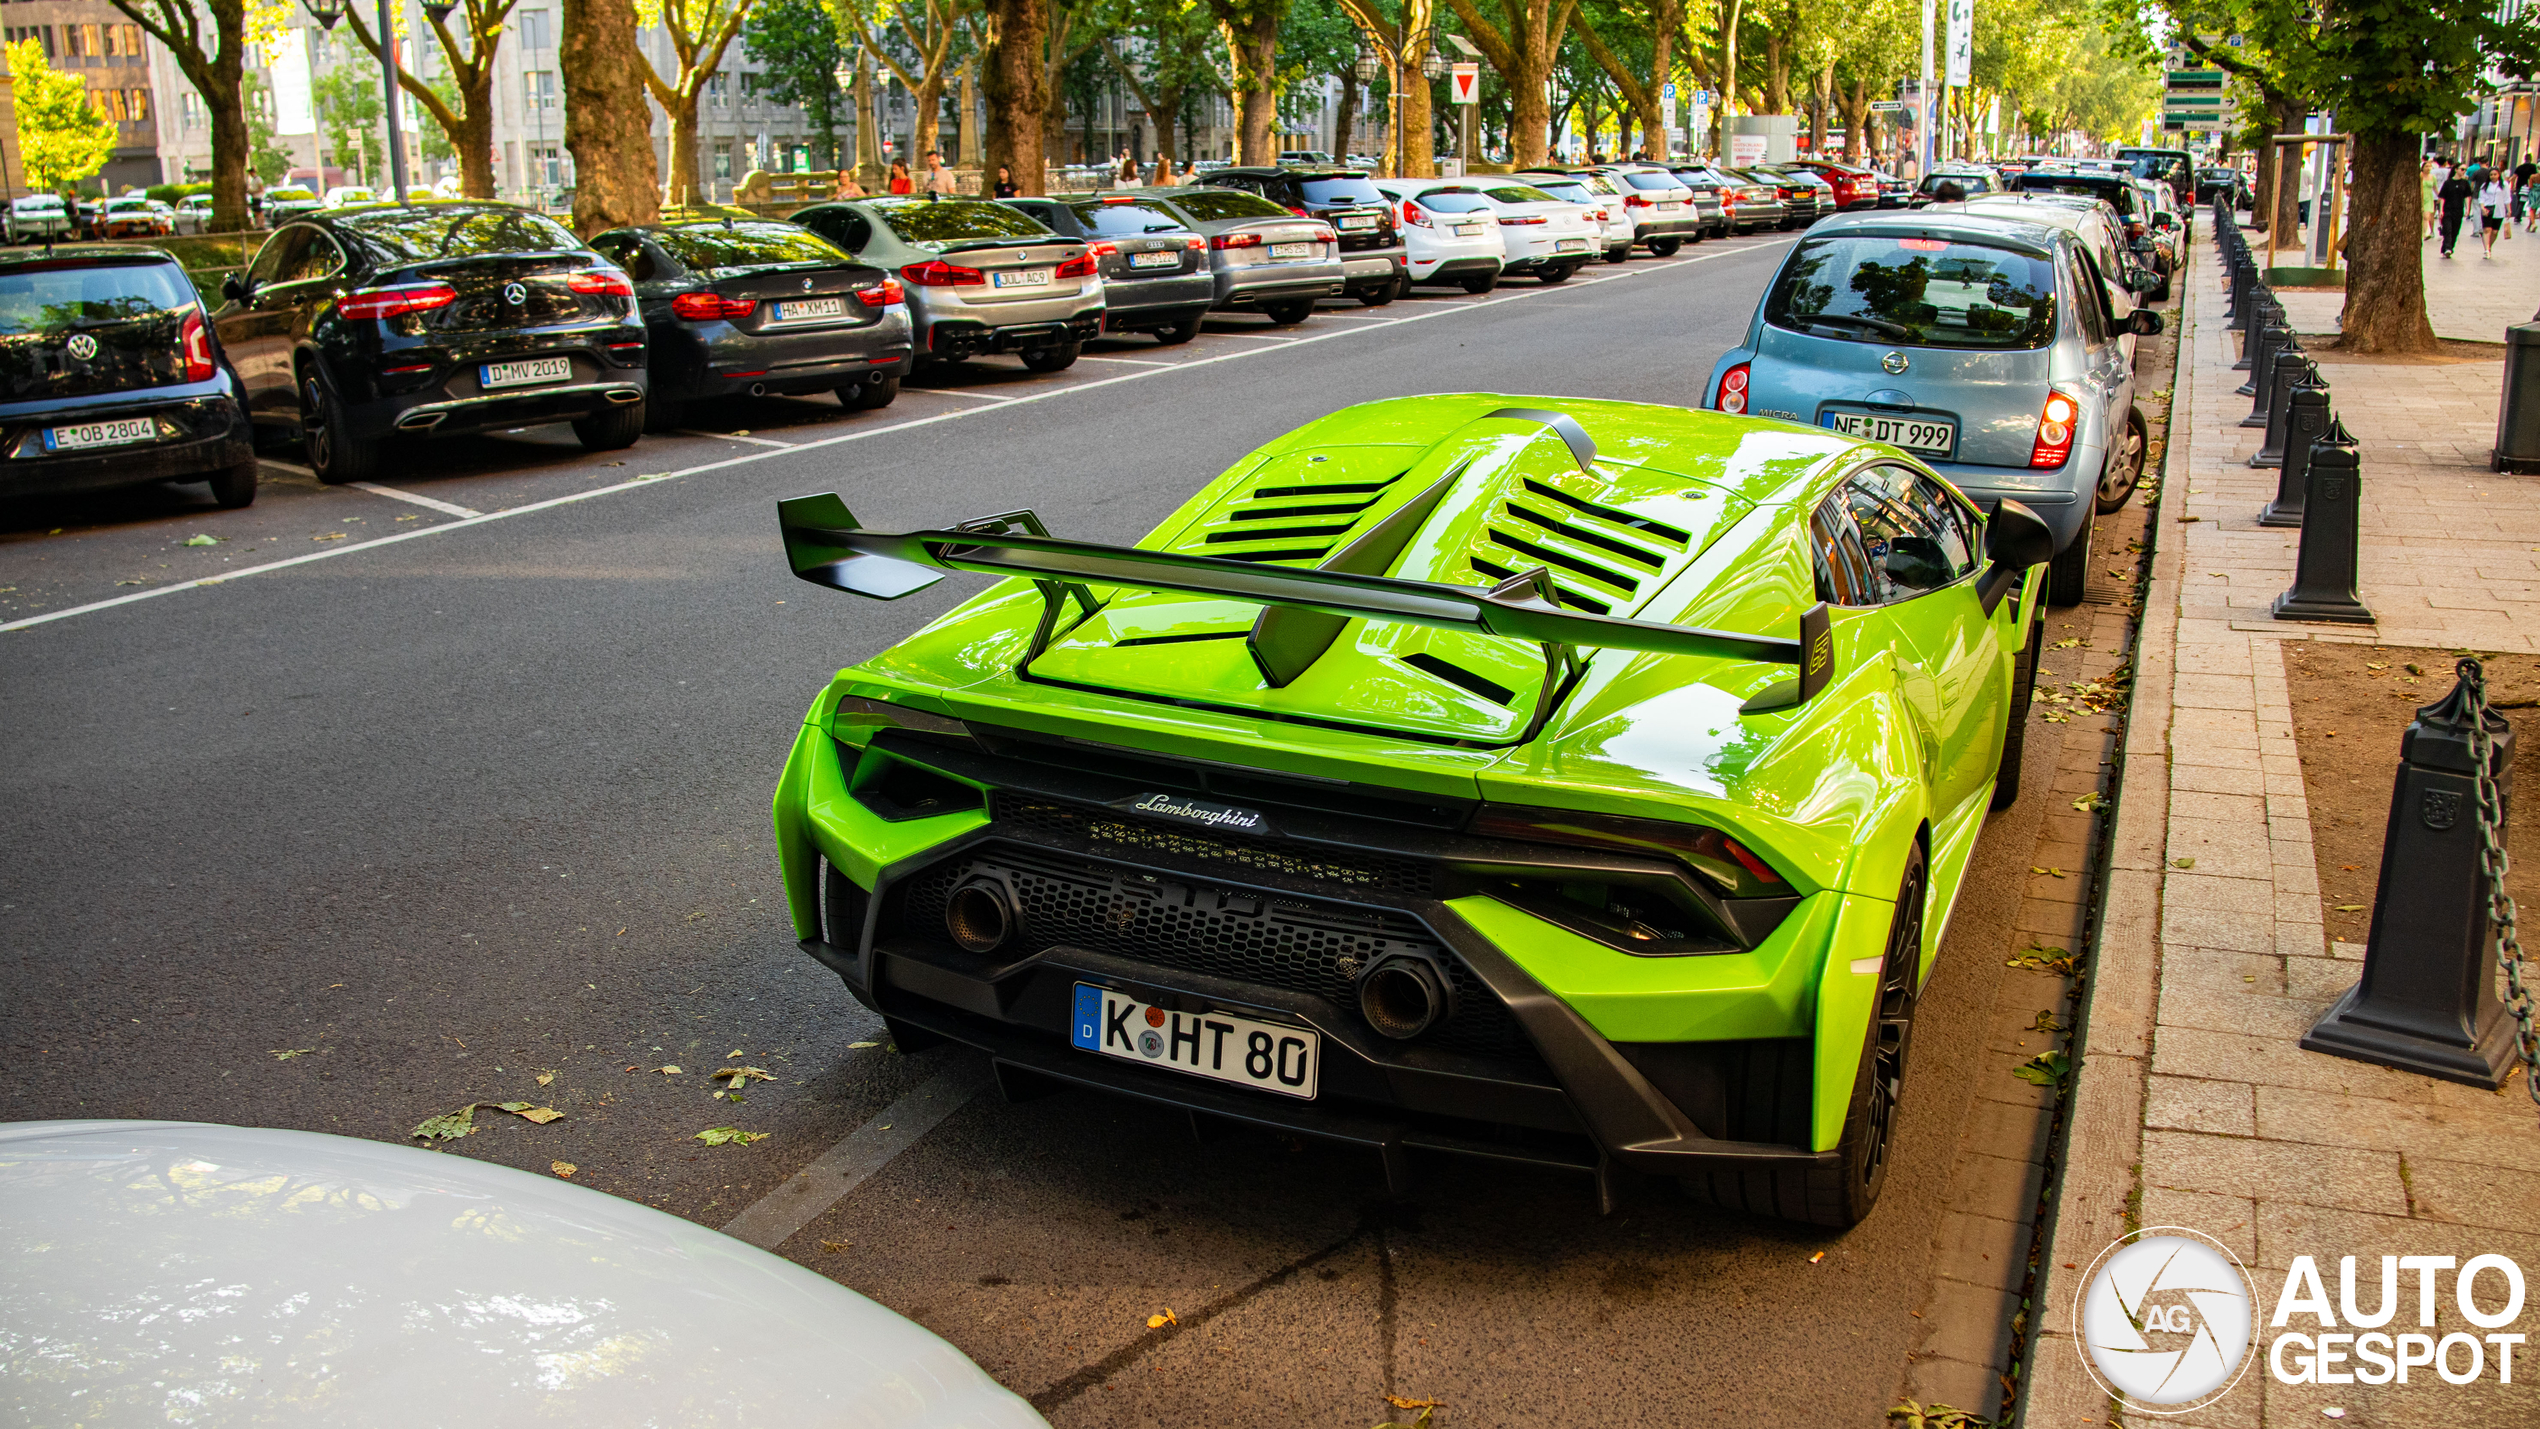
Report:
212,201,647,483
1191,167,1408,305
0,245,256,508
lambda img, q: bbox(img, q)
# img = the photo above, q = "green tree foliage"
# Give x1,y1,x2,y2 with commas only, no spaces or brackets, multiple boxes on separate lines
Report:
9,38,117,191
2046,25,2155,145
1111,0,1227,162
313,64,385,185
243,71,294,183
740,0,850,166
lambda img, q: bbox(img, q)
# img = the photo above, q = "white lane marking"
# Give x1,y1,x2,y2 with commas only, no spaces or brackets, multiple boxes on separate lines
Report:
1210,330,1301,341
1074,354,1173,366
259,458,316,477
904,386,1017,401
674,428,795,448
0,239,1790,636
349,481,484,519
720,1058,994,1250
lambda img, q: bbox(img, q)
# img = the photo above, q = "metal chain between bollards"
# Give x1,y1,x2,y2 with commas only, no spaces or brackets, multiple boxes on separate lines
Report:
2461,657,2540,1116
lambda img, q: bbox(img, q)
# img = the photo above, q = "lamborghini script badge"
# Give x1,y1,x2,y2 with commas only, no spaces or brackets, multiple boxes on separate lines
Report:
1120,793,1271,834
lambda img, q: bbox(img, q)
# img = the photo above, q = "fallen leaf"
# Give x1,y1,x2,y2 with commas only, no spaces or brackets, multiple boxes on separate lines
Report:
2013,1049,2072,1090
270,1048,316,1060
655,1065,684,1075
411,1104,480,1141
2172,857,2196,869
849,1041,881,1048
1146,1308,1179,1329
2072,792,2108,813
312,532,348,541
694,1126,768,1146
183,534,220,547
550,1160,578,1177
2366,662,2388,671
711,1066,774,1086
2334,904,2365,912
115,579,147,586
820,1238,852,1253
536,1070,556,1086
727,1049,745,1059
490,1102,567,1125
2053,637,2081,649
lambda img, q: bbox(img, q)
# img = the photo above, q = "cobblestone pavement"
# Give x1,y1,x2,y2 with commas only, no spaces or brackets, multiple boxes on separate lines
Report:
2021,221,2540,1428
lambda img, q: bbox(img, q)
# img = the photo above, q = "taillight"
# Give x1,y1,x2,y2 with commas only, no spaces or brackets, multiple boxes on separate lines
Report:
1716,362,1750,415
1286,205,1309,217
855,278,904,306
336,282,457,321
1211,231,1263,250
670,290,755,320
1623,193,1652,207
1182,235,1205,250
1402,197,1431,227
1054,252,1097,279
2031,392,2079,468
900,259,985,287
1466,805,1789,892
567,269,634,296
180,309,214,381
1087,241,1119,256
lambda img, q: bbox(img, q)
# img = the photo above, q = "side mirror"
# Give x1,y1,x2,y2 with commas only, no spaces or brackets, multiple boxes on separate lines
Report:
1976,499,2056,615
2127,309,2166,336
220,273,248,302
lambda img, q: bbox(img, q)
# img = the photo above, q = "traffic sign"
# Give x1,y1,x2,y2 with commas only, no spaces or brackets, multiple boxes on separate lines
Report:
1869,100,1909,113
1448,63,1480,106
1662,82,1677,107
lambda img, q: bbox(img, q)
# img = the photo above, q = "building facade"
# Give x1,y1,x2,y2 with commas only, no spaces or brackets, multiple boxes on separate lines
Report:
6,2,162,192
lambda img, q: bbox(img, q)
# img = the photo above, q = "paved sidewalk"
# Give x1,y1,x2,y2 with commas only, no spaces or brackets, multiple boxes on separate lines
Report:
2019,228,2540,1428
2273,210,2539,341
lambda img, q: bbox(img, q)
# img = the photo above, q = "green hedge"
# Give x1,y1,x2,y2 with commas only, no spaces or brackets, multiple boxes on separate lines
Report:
144,181,215,203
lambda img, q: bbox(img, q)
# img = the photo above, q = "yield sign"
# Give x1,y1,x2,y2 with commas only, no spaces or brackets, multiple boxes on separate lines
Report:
1449,63,1481,105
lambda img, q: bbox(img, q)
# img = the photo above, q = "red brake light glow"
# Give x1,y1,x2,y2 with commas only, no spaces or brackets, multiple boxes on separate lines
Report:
1211,231,1263,250
2031,392,2080,468
1716,362,1750,415
1086,241,1119,256
1053,252,1097,278
1899,238,1951,251
900,258,985,287
1499,214,1546,226
567,269,634,296
1623,193,1652,207
180,309,215,381
670,290,755,320
1401,197,1431,227
336,282,457,322
855,278,905,306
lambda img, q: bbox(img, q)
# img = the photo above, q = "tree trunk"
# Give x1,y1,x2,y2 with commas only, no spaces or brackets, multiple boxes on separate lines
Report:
1214,3,1281,166
662,88,704,205
855,51,882,188
957,64,975,166
1715,0,1741,156
1335,69,1359,161
205,69,248,232
2269,95,2303,236
1402,64,1436,175
913,71,946,160
982,0,1048,194
1839,75,1865,163
561,0,659,233
453,74,496,198
2335,131,2437,355
1763,31,1786,113
1807,62,1829,152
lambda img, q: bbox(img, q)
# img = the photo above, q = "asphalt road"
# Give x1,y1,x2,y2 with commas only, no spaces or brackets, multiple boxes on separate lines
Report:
1,235,2075,1427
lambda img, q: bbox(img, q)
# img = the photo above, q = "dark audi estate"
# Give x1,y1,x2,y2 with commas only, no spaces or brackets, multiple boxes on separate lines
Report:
214,202,647,483
590,214,912,429
0,245,256,508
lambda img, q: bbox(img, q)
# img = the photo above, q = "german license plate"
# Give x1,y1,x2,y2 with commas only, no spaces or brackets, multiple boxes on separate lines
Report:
1555,238,1588,252
772,297,844,323
1268,242,1313,259
1339,214,1378,229
43,416,156,451
992,268,1052,287
1658,201,1682,210
1070,983,1318,1099
1822,410,1957,456
1129,250,1177,268
480,356,572,389
1452,223,1484,237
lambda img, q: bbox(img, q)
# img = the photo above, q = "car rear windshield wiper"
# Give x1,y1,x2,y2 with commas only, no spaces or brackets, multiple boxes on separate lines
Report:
1795,313,1911,338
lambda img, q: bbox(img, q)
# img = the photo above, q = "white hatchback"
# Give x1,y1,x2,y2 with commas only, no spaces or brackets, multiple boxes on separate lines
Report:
1512,171,1636,262
1464,180,1602,282
1372,178,1508,294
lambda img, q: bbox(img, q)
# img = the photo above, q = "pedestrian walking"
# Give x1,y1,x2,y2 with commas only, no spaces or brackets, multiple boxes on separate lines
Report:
2518,155,2538,231
1150,153,1178,186
1116,150,1141,186
2480,173,2511,257
2437,165,2475,257
992,165,1018,199
887,160,913,195
2421,158,2438,241
921,150,956,196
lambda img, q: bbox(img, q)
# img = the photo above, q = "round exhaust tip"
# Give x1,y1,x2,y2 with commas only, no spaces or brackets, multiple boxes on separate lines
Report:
944,878,1016,955
1357,953,1451,1040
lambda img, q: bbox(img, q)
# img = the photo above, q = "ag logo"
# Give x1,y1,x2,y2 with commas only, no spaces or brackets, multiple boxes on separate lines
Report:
2423,789,2460,830
2075,1228,2257,1413
65,333,97,360
502,282,527,305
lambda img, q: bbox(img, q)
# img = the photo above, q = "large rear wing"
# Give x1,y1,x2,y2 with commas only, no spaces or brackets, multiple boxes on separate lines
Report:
778,494,1834,721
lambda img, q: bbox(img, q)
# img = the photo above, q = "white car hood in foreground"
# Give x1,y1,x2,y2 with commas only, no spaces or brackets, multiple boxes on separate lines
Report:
0,1120,1045,1429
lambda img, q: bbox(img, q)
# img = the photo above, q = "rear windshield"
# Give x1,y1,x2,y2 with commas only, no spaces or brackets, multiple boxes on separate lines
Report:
1918,171,1996,194
876,200,1047,247
0,260,193,333
1165,189,1291,222
1481,184,1557,204
2016,176,2136,213
656,222,848,272
1066,200,1187,236
1528,181,1596,202
1299,176,1385,206
1407,188,1493,214
1622,171,1681,190
1764,235,2057,350
340,206,582,260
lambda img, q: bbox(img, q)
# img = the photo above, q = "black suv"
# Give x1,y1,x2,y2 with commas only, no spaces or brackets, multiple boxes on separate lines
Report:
0,246,256,508
213,201,647,483
1192,167,1407,305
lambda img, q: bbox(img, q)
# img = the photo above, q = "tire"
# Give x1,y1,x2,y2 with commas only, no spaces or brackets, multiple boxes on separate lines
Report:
573,401,645,451
2096,407,2147,514
207,457,258,510
642,396,687,434
1355,281,1397,307
2047,504,2095,607
1154,315,1202,345
1020,341,1079,372
1259,299,1313,326
1458,272,1497,295
1603,244,1630,264
1681,844,1925,1228
840,373,899,410
1536,263,1573,284
1647,236,1683,257
1991,614,2042,811
299,365,374,484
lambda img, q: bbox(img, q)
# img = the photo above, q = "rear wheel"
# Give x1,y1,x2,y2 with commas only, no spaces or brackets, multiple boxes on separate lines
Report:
840,373,899,410
1020,341,1080,372
1647,236,1683,257
573,401,644,451
2047,505,2095,606
1458,272,1498,295
1154,315,1202,345
1991,613,2042,811
1681,844,1925,1228
2096,407,2147,514
1259,299,1313,326
641,397,687,434
299,366,374,484
1355,281,1397,307
206,458,258,510
1536,263,1573,284
1603,244,1630,264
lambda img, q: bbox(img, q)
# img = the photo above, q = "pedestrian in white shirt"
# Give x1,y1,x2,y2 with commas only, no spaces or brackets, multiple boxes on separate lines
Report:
922,151,956,196
2481,176,2511,257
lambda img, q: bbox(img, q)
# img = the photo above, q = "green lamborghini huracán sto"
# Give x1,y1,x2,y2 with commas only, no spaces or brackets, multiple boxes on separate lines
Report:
771,394,2054,1226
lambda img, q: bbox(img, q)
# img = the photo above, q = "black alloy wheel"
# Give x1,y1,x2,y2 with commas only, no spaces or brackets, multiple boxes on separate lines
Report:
2096,407,2147,514
206,458,258,510
1154,315,1202,345
1604,245,1630,264
840,373,900,410
572,402,644,451
1259,300,1313,326
299,366,374,484
1536,263,1573,284
1458,272,1497,295
1020,341,1080,372
1646,236,1683,257
1850,846,1927,1215
1356,281,1397,308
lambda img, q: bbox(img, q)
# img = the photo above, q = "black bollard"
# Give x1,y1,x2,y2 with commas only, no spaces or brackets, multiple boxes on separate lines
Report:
2242,320,2293,425
2251,347,2313,467
2303,658,2517,1086
2271,420,2374,624
2231,272,2260,356
2259,366,2332,525
2239,307,2282,394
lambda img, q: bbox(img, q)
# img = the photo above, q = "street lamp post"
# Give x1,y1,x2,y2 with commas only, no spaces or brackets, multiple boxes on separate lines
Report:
304,0,414,201
1354,27,1446,179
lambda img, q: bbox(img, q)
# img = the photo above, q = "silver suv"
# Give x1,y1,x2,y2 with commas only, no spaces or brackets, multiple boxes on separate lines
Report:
793,198,1102,371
